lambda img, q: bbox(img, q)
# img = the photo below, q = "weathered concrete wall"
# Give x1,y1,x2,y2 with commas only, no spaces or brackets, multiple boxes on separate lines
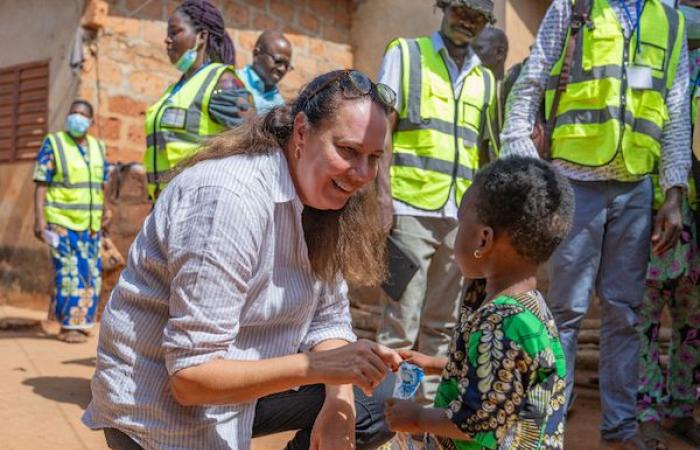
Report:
0,0,84,308
350,0,441,79
504,0,551,68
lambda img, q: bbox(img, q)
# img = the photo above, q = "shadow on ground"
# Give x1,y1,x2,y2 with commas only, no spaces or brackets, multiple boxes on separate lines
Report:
22,376,92,410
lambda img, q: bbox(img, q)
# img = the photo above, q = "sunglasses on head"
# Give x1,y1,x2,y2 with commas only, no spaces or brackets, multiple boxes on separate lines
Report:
305,70,397,110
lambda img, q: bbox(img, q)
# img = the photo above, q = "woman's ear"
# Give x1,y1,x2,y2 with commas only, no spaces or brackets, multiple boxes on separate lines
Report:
292,112,308,158
196,30,208,50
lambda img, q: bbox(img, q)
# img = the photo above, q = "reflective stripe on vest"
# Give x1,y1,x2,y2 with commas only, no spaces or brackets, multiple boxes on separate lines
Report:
144,63,234,200
44,131,105,232
390,37,495,211
545,0,684,175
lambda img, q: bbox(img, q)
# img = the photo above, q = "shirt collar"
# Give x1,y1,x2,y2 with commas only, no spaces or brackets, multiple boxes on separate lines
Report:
430,31,482,73
244,64,280,95
271,149,300,206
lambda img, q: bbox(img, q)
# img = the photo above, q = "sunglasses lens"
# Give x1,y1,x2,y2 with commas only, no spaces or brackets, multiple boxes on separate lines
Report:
376,83,397,109
349,70,372,95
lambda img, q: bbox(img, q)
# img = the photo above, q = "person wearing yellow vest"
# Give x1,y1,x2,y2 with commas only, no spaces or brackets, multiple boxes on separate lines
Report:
636,3,700,448
145,0,253,201
375,0,498,404
33,99,109,344
501,0,691,448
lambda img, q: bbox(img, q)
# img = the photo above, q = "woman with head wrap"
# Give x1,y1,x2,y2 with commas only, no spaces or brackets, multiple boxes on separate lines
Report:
144,0,253,201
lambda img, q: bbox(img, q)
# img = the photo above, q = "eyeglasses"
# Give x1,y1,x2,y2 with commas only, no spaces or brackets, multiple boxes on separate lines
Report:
304,70,397,110
448,5,489,27
260,50,293,71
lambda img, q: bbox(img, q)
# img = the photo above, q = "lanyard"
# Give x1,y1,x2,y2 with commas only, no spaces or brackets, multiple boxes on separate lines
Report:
619,0,642,53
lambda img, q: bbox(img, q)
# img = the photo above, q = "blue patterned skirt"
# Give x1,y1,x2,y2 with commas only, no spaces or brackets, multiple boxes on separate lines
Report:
47,223,102,329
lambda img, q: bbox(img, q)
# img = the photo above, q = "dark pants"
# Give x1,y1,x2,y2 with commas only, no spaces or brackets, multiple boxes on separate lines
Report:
252,383,395,449
104,382,395,450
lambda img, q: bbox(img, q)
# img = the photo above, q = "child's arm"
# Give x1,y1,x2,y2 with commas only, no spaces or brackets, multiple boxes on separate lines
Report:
399,350,447,376
385,399,472,440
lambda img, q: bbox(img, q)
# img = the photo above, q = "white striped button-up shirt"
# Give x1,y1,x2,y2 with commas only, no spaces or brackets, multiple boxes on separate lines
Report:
82,149,356,449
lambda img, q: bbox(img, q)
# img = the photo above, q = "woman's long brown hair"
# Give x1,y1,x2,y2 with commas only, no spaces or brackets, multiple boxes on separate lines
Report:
178,71,390,286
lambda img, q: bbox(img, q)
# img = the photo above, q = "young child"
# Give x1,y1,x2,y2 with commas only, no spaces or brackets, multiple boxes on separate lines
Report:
385,156,574,449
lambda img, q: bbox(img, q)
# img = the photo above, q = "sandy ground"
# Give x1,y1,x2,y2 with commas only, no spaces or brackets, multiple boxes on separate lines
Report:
0,305,695,450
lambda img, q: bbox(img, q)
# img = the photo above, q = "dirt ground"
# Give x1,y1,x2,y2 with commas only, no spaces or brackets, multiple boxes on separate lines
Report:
0,305,696,450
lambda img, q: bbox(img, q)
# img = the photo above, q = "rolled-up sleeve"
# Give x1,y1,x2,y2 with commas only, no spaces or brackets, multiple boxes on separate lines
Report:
300,280,356,352
659,37,691,192
162,185,269,375
500,0,570,158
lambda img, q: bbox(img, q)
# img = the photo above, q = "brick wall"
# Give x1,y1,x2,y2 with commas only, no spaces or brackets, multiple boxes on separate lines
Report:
78,0,354,165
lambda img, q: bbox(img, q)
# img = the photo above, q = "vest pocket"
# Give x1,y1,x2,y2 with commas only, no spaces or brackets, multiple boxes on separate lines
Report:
583,23,621,71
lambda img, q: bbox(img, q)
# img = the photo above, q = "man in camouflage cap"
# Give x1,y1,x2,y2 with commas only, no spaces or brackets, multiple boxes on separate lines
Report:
375,0,498,404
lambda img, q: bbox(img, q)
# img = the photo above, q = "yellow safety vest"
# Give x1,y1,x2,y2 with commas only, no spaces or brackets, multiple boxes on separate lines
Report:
44,131,105,232
144,63,235,200
545,0,684,176
390,37,497,211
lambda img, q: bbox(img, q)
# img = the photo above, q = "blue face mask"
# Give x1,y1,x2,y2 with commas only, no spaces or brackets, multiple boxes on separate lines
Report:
681,5,700,41
65,113,91,137
174,40,199,73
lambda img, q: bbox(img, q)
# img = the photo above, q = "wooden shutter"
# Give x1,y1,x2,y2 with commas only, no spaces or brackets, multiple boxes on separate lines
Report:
0,60,49,163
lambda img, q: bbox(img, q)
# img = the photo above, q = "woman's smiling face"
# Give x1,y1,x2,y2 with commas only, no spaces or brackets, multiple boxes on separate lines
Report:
288,98,388,211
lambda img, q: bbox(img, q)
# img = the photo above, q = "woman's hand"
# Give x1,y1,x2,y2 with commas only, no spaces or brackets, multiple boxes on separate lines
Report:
310,393,356,450
308,339,401,396
385,398,424,433
399,350,447,376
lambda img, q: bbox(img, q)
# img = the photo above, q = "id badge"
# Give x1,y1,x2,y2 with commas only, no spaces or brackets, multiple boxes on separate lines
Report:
627,65,653,90
160,107,186,128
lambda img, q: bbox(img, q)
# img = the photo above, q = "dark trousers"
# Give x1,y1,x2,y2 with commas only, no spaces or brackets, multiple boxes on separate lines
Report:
104,382,395,450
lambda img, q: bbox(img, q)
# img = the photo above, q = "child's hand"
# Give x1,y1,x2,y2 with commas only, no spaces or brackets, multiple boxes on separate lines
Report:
385,398,424,433
399,350,446,376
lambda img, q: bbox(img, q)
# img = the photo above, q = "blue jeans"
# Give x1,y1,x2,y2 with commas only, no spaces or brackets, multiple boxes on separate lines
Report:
547,178,652,441
104,383,394,450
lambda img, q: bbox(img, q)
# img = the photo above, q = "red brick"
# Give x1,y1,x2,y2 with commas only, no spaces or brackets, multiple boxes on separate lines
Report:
125,0,164,20
322,23,349,43
98,59,125,89
297,10,321,35
253,12,281,31
307,0,336,23
270,1,295,23
126,121,146,147
237,30,258,54
309,38,326,56
224,3,251,27
247,0,268,11
107,16,140,37
95,116,122,141
286,33,309,54
334,1,352,29
142,20,167,48
293,54,319,76
108,95,147,117
128,71,171,99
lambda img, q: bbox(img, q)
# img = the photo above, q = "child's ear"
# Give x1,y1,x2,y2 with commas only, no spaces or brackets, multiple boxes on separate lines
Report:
479,226,494,254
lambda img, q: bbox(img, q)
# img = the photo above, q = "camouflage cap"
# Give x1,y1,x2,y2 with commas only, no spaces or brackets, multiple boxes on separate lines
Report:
435,0,496,24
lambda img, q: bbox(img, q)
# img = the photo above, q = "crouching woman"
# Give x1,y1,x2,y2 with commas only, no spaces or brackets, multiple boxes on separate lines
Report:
83,70,400,450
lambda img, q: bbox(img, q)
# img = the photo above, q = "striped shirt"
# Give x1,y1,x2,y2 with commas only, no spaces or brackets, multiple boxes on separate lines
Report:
501,0,691,192
82,150,356,449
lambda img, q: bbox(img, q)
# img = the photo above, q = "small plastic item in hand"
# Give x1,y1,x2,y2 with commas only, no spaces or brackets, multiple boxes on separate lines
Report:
42,229,60,248
390,362,425,450
393,362,424,400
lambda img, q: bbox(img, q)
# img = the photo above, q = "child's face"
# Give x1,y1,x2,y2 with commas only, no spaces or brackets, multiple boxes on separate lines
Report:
455,186,491,279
